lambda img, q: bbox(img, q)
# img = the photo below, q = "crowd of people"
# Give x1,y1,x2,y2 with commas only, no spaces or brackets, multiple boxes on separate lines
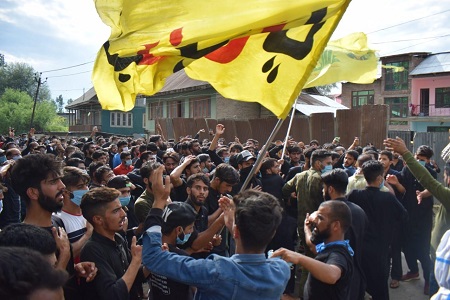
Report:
0,124,450,300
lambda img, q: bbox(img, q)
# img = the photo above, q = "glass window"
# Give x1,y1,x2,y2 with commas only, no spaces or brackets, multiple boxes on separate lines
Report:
436,87,450,108
385,61,409,91
385,97,408,125
351,90,374,107
110,112,133,128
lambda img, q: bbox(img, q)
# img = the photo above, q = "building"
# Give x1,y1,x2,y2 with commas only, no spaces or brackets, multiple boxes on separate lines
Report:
341,51,450,132
66,87,146,136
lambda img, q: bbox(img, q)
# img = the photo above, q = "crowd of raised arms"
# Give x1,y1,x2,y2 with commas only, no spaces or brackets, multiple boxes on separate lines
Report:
0,124,450,300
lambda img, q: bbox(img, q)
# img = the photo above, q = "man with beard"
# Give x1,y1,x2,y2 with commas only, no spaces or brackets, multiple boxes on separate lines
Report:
80,187,145,300
10,154,97,300
272,200,354,300
183,173,224,257
233,150,262,193
347,160,407,300
321,169,367,300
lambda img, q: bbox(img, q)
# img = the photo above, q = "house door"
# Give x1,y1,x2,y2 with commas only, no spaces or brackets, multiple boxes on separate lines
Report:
420,88,429,116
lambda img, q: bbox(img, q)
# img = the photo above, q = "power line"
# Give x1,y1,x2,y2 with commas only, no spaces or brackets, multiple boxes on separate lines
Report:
47,70,91,78
42,61,94,73
368,8,450,34
372,33,450,44
384,35,444,56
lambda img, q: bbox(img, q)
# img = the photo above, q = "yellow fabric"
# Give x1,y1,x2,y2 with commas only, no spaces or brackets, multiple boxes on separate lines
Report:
92,0,351,118
305,32,378,88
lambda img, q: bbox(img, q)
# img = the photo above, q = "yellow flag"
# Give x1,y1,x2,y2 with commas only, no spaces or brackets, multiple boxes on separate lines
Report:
92,0,351,118
304,32,378,88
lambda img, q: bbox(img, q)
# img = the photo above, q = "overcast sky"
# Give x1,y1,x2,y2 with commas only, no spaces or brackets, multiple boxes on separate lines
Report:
1,0,449,103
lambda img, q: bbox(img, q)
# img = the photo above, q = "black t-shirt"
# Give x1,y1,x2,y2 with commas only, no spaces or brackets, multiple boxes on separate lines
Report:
304,245,353,300
149,245,193,300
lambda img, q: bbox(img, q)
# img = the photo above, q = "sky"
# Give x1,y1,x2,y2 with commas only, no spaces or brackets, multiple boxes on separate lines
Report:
1,0,449,105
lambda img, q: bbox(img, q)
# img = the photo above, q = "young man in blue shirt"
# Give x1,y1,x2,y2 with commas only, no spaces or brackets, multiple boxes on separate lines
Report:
142,165,290,300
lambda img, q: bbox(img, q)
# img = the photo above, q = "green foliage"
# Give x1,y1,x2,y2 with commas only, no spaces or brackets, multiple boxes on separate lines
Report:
55,94,64,113
316,83,338,95
0,55,68,134
0,61,51,101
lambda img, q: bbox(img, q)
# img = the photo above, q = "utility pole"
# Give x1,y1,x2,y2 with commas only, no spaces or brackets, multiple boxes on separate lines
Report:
30,72,47,128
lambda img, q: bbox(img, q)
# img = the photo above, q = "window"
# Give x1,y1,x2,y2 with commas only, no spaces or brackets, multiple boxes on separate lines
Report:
352,90,374,107
385,61,409,91
436,87,450,108
385,97,408,125
189,97,211,118
150,102,163,119
110,112,133,128
168,100,184,118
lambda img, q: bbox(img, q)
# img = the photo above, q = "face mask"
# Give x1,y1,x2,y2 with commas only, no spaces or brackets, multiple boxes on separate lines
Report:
224,157,230,164
379,179,385,189
125,159,132,166
0,156,6,164
418,160,426,167
343,164,355,170
0,200,3,215
202,168,209,173
176,228,191,245
119,195,131,206
12,155,22,161
70,189,89,206
321,164,332,174
122,147,129,152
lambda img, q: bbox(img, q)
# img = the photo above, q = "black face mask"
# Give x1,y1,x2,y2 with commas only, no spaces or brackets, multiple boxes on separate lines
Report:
239,165,254,178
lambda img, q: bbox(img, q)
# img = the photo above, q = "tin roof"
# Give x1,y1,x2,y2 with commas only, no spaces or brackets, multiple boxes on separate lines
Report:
410,52,450,75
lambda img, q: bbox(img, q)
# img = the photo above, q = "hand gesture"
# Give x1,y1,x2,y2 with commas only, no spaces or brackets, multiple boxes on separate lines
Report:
198,128,205,133
386,174,399,186
150,165,171,209
92,126,98,133
28,128,35,138
215,124,225,135
52,226,70,259
384,137,408,155
234,136,240,143
212,234,222,247
250,184,262,191
183,155,197,166
130,236,143,264
271,247,300,265
218,196,234,232
75,262,98,282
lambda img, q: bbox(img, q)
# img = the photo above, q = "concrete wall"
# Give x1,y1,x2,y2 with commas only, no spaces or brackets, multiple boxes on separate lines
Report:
215,94,261,119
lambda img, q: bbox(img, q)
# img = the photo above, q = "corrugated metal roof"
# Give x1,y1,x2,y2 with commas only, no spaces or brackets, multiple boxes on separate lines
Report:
66,87,97,109
295,93,348,116
410,52,450,75
157,70,209,93
295,104,347,116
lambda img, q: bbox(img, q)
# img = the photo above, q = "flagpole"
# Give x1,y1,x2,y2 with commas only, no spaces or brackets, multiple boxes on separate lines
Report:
240,117,285,192
281,104,296,159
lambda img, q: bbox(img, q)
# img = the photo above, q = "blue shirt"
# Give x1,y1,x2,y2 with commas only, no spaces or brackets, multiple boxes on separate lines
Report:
142,210,290,300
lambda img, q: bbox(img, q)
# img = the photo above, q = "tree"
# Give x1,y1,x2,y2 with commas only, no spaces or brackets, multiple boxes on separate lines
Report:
0,54,4,67
0,61,51,102
316,83,338,95
55,94,64,113
0,88,67,133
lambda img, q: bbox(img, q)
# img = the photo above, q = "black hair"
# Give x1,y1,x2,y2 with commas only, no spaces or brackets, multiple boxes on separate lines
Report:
345,150,359,161
82,141,94,155
117,140,128,149
92,149,107,160
287,146,302,154
10,154,63,205
0,223,56,256
88,161,105,178
311,149,332,166
94,165,112,183
62,166,90,188
321,169,348,195
80,187,121,224
362,160,384,184
260,157,277,174
0,247,68,300
140,161,162,181
186,173,210,188
197,153,210,163
356,153,373,168
379,150,393,161
213,163,239,185
319,200,352,233
66,157,85,168
416,145,434,159
234,190,282,252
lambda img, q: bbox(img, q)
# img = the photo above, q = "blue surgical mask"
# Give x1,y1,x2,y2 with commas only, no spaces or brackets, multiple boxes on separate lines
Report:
125,159,132,166
176,229,191,245
71,189,89,206
418,160,426,167
321,164,332,174
379,179,385,189
12,155,22,161
224,157,230,164
202,168,209,173
0,156,6,164
0,200,3,215
343,164,355,170
119,195,131,206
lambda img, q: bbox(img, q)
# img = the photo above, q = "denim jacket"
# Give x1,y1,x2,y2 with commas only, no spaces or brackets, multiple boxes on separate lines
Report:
142,208,290,300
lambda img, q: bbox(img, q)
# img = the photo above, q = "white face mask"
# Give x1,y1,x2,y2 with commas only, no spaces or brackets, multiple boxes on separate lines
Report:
122,147,129,152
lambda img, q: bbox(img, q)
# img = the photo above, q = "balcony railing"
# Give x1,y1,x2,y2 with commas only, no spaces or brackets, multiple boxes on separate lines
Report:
409,104,450,117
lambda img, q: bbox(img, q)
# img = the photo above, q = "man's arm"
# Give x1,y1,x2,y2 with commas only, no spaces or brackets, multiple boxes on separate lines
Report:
272,248,342,284
71,222,93,258
170,155,196,187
